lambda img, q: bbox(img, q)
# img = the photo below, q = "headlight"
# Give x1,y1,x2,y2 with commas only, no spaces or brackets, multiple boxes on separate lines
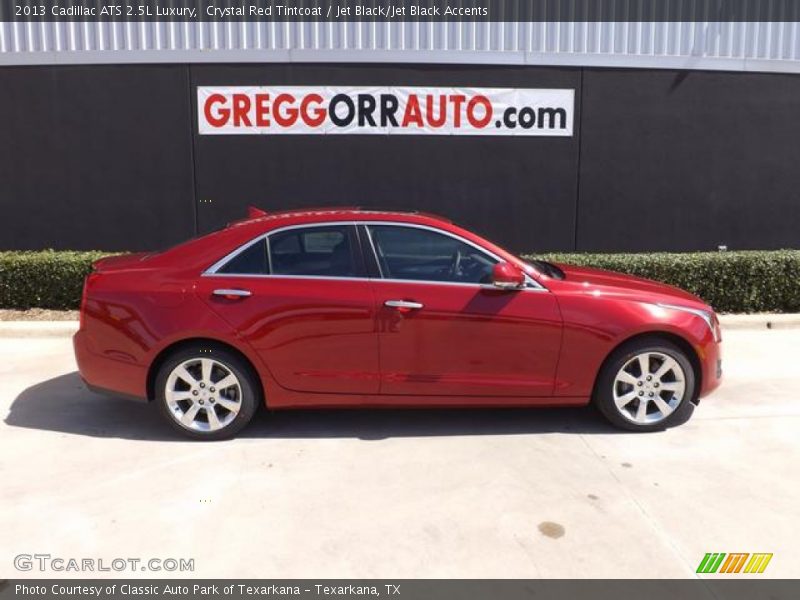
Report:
657,303,721,342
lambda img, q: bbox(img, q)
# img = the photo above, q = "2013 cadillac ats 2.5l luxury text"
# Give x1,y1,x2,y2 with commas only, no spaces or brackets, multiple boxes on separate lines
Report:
74,208,722,440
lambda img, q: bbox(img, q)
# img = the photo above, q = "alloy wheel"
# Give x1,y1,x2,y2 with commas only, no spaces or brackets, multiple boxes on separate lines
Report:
165,358,242,432
612,351,686,425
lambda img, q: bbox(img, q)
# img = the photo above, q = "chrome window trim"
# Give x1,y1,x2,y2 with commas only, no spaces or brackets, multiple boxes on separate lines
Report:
203,273,372,283
205,234,270,276
370,277,539,292
362,224,384,278
204,221,357,276
265,235,273,274
202,271,545,292
202,219,548,292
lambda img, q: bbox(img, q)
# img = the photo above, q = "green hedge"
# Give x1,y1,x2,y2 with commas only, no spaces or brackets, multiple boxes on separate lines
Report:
526,250,800,314
0,251,115,311
1,249,799,313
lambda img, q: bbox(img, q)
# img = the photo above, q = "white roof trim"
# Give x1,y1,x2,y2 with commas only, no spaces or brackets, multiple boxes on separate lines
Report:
2,21,800,75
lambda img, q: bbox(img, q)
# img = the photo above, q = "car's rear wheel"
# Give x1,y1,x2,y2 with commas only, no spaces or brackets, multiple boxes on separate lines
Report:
594,338,696,431
155,345,260,440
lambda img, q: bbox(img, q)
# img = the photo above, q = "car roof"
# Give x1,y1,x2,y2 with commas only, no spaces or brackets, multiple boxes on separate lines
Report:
232,207,454,230
149,206,519,273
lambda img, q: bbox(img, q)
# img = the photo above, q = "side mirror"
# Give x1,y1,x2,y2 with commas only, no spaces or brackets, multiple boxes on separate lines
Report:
491,262,526,290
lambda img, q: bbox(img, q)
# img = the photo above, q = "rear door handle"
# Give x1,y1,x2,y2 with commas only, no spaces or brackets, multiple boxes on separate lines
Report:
213,289,252,299
384,300,424,310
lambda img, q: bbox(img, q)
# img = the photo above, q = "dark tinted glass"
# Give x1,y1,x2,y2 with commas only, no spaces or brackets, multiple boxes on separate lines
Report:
217,238,269,275
269,225,357,277
368,225,496,284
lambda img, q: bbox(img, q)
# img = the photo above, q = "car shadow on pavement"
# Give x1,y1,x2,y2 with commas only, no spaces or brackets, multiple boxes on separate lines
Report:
6,372,172,441
6,372,665,441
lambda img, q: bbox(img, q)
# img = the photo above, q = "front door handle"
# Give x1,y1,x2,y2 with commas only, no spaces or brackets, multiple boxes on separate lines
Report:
384,299,424,311
213,288,252,299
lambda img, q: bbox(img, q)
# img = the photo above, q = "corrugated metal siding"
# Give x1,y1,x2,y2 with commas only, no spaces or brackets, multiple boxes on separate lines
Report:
3,21,800,72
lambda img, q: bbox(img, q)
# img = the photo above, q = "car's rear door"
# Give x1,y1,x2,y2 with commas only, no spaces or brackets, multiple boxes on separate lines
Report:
196,223,380,394
362,223,562,398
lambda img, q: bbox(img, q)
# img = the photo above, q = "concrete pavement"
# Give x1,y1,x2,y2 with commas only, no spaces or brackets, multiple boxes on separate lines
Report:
1,326,798,578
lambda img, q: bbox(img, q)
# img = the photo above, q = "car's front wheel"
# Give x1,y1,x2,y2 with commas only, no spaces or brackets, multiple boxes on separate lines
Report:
594,338,696,431
155,345,261,440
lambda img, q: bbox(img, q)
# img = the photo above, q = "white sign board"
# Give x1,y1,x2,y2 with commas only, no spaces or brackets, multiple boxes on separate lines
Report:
198,86,574,136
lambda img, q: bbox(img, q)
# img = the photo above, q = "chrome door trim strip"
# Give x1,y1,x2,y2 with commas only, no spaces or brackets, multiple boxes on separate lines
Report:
201,271,548,293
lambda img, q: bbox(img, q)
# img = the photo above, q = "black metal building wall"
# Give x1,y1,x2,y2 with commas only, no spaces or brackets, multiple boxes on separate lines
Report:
0,63,798,253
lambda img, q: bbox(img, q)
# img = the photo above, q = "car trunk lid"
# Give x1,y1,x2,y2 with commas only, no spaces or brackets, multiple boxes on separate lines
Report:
92,252,149,272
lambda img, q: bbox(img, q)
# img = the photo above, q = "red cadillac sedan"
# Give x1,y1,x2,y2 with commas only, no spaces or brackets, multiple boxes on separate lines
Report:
74,208,722,440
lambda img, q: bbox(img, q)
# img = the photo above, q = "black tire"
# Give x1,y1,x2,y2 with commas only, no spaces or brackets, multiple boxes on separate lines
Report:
594,337,696,432
155,344,261,440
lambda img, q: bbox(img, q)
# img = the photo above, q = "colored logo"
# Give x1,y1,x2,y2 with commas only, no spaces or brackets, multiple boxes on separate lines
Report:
697,553,773,574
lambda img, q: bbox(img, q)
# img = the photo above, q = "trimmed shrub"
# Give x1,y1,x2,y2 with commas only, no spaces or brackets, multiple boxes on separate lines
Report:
528,250,800,314
0,249,799,313
0,250,116,311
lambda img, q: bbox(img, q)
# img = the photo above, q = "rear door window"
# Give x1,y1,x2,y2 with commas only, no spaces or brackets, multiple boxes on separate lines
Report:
268,225,361,277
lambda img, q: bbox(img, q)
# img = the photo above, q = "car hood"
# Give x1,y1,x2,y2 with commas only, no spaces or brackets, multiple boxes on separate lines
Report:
552,263,708,309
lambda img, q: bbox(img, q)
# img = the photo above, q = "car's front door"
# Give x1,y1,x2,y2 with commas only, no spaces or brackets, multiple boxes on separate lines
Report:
197,223,380,395
364,224,562,398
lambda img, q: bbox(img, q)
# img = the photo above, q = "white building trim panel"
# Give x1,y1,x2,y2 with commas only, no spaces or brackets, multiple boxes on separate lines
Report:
2,21,800,73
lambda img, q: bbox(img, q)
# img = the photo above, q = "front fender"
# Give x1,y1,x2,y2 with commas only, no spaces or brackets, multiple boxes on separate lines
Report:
552,296,715,397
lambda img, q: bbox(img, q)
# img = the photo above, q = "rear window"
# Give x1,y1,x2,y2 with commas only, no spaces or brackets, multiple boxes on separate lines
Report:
216,239,269,275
